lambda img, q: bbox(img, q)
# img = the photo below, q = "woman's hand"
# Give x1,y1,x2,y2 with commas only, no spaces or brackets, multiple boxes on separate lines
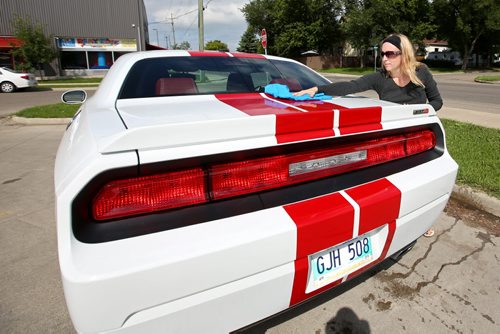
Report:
293,86,319,97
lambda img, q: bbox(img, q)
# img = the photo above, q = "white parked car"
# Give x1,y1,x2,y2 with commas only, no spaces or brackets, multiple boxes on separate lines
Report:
0,66,37,92
55,50,458,333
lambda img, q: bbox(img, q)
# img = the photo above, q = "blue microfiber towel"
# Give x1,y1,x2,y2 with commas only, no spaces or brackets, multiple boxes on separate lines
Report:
264,83,332,101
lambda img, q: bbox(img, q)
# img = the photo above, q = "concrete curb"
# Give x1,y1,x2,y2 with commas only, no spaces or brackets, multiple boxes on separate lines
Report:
9,116,499,218
10,116,71,125
451,185,500,217
474,79,500,84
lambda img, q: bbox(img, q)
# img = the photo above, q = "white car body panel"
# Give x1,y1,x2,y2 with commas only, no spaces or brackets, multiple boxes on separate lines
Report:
61,207,297,333
388,150,458,217
55,50,458,333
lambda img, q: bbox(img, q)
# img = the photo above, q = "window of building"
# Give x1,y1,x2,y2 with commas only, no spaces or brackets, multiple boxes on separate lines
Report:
60,50,132,70
88,51,112,69
61,51,87,69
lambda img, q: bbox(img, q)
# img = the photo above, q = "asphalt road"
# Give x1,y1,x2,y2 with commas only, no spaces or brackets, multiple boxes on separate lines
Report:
0,88,96,117
0,88,63,117
435,74,500,114
323,71,500,129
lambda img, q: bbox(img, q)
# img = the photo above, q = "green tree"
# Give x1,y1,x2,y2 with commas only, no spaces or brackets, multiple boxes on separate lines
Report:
237,27,259,53
241,0,343,57
172,41,191,50
273,0,343,57
433,0,500,70
340,0,436,66
241,0,278,54
205,40,229,51
11,16,57,77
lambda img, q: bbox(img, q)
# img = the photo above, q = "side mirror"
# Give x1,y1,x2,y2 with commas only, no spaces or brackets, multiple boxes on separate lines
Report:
61,90,87,104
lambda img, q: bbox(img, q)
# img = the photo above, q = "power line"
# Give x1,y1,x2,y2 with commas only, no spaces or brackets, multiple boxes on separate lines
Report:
148,0,216,49
149,8,197,25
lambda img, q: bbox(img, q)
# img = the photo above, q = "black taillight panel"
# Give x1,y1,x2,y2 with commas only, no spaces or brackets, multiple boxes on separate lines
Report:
72,124,445,243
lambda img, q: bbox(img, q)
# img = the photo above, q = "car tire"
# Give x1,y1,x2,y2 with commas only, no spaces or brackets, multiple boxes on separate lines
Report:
1,81,16,93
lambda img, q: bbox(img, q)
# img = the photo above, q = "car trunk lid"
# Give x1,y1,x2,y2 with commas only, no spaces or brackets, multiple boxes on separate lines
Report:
103,93,436,154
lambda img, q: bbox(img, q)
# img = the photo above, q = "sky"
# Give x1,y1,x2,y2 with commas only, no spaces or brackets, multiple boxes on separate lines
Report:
144,0,250,51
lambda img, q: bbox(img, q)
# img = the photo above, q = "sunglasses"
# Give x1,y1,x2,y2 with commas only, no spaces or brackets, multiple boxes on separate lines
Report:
381,51,402,59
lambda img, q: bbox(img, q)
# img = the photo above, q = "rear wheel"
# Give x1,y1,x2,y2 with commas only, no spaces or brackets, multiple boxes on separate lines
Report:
1,81,16,93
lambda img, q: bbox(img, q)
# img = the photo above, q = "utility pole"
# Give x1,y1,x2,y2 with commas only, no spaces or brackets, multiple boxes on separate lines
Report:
135,0,144,51
170,13,176,48
198,0,204,51
132,24,141,51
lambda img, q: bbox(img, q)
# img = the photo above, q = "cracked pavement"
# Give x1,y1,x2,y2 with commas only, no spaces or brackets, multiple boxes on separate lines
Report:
0,122,499,333
265,199,499,333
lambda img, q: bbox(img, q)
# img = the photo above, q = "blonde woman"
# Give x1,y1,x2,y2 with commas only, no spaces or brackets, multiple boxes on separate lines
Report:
294,33,443,112
295,33,440,237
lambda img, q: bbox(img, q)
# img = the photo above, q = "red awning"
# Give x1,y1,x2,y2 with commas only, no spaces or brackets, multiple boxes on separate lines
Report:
0,36,22,48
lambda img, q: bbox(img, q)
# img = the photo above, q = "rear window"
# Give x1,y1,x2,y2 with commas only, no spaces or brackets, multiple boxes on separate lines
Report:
118,56,330,99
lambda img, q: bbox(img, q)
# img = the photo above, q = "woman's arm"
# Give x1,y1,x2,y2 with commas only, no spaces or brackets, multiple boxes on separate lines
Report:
419,66,443,111
294,72,381,97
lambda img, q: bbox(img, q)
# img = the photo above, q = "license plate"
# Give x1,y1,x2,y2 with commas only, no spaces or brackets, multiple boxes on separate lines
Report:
306,227,387,293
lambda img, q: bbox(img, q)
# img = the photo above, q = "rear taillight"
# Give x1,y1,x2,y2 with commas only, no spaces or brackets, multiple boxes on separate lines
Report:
20,75,29,80
92,130,435,221
405,130,436,155
93,168,206,220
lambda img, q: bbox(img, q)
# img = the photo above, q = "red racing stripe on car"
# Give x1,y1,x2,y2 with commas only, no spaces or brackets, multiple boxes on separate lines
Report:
215,94,335,143
271,98,336,143
215,93,299,116
275,111,334,143
345,178,401,236
338,106,382,135
284,193,354,306
285,178,402,306
344,178,401,279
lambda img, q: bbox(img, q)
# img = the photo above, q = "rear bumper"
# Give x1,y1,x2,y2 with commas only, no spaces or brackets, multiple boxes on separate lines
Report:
16,79,37,89
112,195,450,334
59,153,458,333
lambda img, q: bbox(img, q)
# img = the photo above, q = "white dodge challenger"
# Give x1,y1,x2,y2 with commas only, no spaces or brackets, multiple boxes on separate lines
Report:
55,50,458,333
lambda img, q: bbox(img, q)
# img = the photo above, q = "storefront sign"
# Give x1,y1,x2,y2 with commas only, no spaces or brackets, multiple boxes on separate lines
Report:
57,38,136,51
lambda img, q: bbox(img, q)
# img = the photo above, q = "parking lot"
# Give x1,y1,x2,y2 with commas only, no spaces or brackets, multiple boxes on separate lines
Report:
0,79,499,332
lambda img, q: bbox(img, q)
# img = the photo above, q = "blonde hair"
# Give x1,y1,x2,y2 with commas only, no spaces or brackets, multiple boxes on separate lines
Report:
382,34,424,88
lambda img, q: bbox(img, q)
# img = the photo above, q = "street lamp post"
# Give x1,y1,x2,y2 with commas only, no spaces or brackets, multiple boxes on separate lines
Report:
153,28,159,46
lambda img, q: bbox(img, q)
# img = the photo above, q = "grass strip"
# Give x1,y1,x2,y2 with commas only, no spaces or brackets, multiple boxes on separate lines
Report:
319,67,375,75
39,78,103,84
16,103,80,118
475,75,500,82
442,119,499,198
38,84,100,88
